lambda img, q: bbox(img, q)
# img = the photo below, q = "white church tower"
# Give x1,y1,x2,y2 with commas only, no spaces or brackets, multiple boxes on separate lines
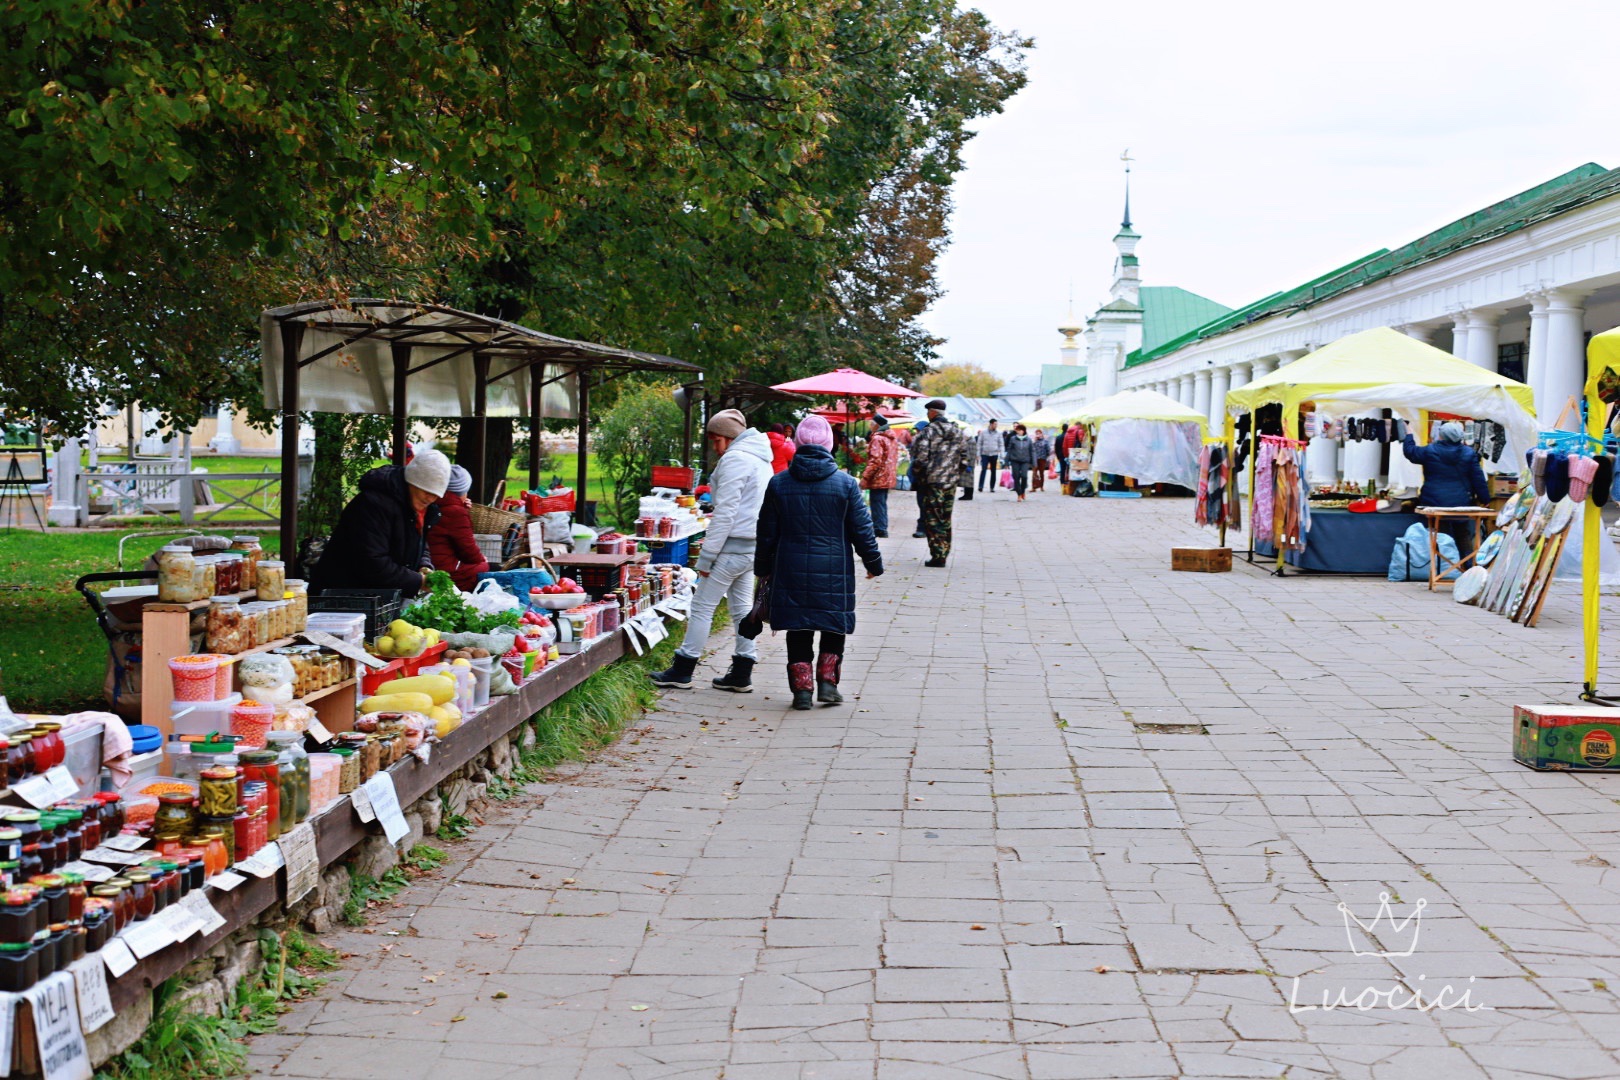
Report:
1085,166,1144,403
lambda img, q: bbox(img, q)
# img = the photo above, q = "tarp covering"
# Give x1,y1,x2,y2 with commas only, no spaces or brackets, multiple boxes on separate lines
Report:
1225,327,1536,432
1090,418,1203,488
1071,388,1210,432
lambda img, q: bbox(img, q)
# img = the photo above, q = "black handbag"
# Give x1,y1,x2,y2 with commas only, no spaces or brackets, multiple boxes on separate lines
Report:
738,576,770,639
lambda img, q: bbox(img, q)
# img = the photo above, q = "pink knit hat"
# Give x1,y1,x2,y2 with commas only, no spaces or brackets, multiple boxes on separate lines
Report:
1569,455,1599,503
795,414,835,451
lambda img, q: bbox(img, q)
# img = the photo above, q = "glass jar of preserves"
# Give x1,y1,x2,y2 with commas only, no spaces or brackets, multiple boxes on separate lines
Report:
154,794,196,843
83,903,110,951
3,737,30,785
206,596,245,655
58,873,85,924
198,828,231,871
97,880,132,931
27,876,66,927
238,751,280,841
58,812,82,862
286,579,308,632
123,871,155,922
198,766,238,819
216,553,242,596
94,793,124,839
0,889,37,946
190,555,218,602
157,545,198,603
230,536,263,592
256,559,286,602
31,724,63,771
333,748,359,793
266,732,309,829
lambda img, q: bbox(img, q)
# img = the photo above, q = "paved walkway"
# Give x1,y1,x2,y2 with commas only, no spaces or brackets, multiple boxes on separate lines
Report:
254,494,1620,1079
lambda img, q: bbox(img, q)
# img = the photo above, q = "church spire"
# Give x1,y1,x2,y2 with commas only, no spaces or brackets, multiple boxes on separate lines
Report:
1121,149,1133,229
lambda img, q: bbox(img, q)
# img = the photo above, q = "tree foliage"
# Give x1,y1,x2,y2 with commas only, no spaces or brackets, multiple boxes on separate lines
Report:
921,362,1004,399
592,382,685,528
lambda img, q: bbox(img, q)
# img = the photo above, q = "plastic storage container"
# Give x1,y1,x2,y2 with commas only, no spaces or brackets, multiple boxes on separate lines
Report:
169,693,243,739
168,655,221,702
305,612,366,647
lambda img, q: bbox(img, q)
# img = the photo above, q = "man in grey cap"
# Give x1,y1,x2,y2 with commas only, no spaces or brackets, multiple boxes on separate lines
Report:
906,399,970,567
651,408,774,692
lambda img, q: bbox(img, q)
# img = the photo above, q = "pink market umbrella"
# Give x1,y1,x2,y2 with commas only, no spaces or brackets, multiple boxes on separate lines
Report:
771,367,922,399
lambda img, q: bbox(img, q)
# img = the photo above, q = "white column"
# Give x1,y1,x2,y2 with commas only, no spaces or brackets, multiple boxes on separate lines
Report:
1251,356,1277,379
1192,370,1212,420
1526,293,1551,420
1178,376,1194,407
1227,361,1253,397
1207,366,1230,432
1543,288,1591,429
1402,323,1436,343
1464,311,1500,371
48,438,85,527
1275,349,1306,368
209,403,240,454
1450,311,1471,361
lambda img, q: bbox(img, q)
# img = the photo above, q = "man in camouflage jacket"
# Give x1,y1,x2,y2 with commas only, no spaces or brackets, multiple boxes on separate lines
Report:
906,399,971,567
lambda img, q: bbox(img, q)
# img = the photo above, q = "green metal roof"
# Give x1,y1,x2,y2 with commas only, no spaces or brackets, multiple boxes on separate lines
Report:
1040,364,1086,395
1139,286,1232,354
1125,162,1620,369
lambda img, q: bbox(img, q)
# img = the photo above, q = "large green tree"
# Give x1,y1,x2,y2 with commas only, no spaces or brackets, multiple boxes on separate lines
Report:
0,0,840,433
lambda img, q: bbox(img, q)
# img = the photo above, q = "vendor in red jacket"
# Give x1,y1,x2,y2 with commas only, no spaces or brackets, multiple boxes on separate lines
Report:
427,465,490,590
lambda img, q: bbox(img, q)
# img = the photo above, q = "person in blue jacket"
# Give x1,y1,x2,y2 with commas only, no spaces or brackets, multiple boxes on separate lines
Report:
755,414,884,710
1401,420,1490,551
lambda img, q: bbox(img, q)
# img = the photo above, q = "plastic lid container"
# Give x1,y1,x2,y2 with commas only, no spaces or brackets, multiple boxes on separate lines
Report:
126,725,163,755
230,701,276,750
169,693,243,738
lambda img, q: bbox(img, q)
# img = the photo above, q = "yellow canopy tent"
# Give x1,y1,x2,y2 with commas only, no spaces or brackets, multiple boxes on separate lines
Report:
1581,327,1620,696
1226,327,1536,436
1070,388,1211,431
1018,405,1073,429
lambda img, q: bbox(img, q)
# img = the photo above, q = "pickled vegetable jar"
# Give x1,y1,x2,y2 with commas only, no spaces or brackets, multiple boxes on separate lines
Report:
157,545,198,603
256,559,286,602
231,536,263,592
206,596,245,655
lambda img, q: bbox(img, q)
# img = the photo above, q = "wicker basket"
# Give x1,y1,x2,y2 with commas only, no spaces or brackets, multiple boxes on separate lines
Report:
468,501,526,535
475,534,505,563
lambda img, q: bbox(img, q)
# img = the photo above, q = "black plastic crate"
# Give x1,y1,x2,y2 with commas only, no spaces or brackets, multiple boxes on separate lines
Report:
307,588,403,642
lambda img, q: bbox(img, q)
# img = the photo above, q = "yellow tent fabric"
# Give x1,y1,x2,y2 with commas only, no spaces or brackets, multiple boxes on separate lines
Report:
1018,406,1071,428
1580,327,1620,695
1226,327,1535,435
1070,388,1210,433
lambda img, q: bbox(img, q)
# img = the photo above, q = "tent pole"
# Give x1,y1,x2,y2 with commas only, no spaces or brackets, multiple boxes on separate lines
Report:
471,353,490,504
278,321,304,563
391,342,411,465
528,366,543,492
576,372,590,526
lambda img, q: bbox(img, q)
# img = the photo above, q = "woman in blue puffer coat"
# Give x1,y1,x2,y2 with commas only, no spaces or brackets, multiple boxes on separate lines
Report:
756,414,884,710
1401,420,1491,554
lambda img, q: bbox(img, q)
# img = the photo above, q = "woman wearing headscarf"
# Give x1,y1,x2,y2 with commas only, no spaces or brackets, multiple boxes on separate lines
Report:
1030,429,1051,492
426,464,491,590
1401,420,1490,553
1004,423,1034,501
755,414,884,710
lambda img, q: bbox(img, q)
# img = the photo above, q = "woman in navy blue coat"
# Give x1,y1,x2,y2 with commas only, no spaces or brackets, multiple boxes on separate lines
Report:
756,414,884,710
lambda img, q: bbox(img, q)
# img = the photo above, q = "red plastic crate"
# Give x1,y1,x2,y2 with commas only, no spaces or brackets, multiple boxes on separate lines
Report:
360,658,405,695
399,640,448,678
651,466,696,491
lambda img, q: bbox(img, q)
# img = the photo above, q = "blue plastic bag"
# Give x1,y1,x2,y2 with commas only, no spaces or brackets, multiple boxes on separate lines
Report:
1388,522,1461,582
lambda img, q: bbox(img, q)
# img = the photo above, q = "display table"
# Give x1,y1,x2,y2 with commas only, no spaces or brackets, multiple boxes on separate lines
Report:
1417,506,1496,590
1253,509,1422,574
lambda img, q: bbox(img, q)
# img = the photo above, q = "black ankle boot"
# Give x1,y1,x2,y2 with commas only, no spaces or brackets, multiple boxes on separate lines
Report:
650,652,698,688
712,656,755,693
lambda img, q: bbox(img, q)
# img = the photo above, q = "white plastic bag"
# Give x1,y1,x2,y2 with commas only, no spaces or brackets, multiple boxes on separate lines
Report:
467,578,521,615
1090,419,1202,488
541,511,572,543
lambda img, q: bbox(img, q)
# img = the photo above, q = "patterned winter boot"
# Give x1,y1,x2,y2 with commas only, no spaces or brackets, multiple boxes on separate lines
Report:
816,653,843,705
788,662,815,711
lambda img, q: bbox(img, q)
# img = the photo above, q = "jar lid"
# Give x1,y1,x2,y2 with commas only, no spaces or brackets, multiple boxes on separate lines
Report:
259,559,285,567
92,793,119,804
161,544,192,553
0,890,34,907
158,793,195,806
28,875,64,889
239,750,279,764
330,748,355,758
48,924,68,934
2,812,38,824
123,871,152,883
201,830,227,841
104,878,131,888
200,766,238,780
58,872,83,886
61,811,83,822
155,861,179,872
0,829,20,841
209,596,241,605
232,535,260,543
90,886,122,898
0,943,31,954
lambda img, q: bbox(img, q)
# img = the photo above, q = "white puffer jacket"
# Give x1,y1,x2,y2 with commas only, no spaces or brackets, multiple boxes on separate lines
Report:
697,427,774,573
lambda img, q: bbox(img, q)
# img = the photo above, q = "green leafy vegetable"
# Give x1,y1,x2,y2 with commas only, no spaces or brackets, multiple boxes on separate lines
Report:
405,571,522,635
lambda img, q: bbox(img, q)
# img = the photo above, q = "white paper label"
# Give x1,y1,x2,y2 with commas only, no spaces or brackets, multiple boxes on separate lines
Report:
349,785,376,823
236,843,284,879
280,823,319,903
411,743,432,765
81,849,146,867
0,990,16,1078
68,959,113,1035
299,629,388,669
306,719,333,744
10,775,53,809
120,918,177,960
180,891,226,936
43,767,79,803
162,902,203,942
99,941,136,980
359,774,409,844
102,834,150,853
27,973,90,1080
206,871,247,892
55,863,113,884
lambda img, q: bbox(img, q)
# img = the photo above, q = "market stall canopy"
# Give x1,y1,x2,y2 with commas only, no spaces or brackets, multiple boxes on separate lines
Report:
1018,405,1075,428
1312,382,1539,467
261,299,699,419
1225,327,1535,422
770,367,922,398
1070,388,1210,433
810,405,915,425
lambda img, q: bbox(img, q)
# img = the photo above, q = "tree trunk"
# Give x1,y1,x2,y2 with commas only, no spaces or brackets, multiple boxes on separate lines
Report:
454,418,514,504
301,413,348,542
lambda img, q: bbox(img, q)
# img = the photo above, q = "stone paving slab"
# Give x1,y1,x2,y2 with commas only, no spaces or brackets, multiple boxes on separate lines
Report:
254,495,1620,1078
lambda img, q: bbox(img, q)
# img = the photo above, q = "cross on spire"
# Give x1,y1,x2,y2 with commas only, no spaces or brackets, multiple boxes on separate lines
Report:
1120,149,1134,229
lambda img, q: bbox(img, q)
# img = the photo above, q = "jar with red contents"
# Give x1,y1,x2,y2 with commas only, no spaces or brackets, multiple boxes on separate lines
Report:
238,751,280,841
94,881,132,931
57,872,85,924
73,807,100,852
122,872,154,922
233,809,256,861
31,725,63,771
5,736,34,784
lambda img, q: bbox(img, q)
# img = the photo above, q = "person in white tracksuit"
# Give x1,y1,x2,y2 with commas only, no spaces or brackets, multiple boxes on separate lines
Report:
650,409,774,692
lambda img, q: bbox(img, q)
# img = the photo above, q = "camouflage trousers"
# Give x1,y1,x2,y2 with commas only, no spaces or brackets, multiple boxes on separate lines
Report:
917,483,955,561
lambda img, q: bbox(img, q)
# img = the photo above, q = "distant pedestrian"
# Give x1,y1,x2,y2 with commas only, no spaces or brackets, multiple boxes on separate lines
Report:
1031,429,1051,492
1005,423,1033,501
766,424,795,474
908,399,971,567
1057,424,1072,486
973,419,1002,498
860,416,900,538
909,420,929,538
756,414,884,710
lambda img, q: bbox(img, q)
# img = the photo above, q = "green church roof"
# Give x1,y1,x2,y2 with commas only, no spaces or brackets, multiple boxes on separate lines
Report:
1040,364,1086,395
1139,286,1233,354
1126,163,1620,369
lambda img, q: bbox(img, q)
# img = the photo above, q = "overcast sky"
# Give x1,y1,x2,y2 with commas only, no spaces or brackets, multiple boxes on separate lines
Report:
924,0,1620,382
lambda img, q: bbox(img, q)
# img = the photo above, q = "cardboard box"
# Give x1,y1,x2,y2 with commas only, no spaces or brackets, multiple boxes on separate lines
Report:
1170,547,1232,573
1513,704,1620,770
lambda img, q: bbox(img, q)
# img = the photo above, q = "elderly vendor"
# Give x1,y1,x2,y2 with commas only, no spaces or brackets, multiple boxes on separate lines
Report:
309,448,451,599
1401,420,1490,553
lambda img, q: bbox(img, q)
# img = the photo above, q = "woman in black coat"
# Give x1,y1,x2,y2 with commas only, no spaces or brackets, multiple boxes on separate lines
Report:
755,414,884,710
